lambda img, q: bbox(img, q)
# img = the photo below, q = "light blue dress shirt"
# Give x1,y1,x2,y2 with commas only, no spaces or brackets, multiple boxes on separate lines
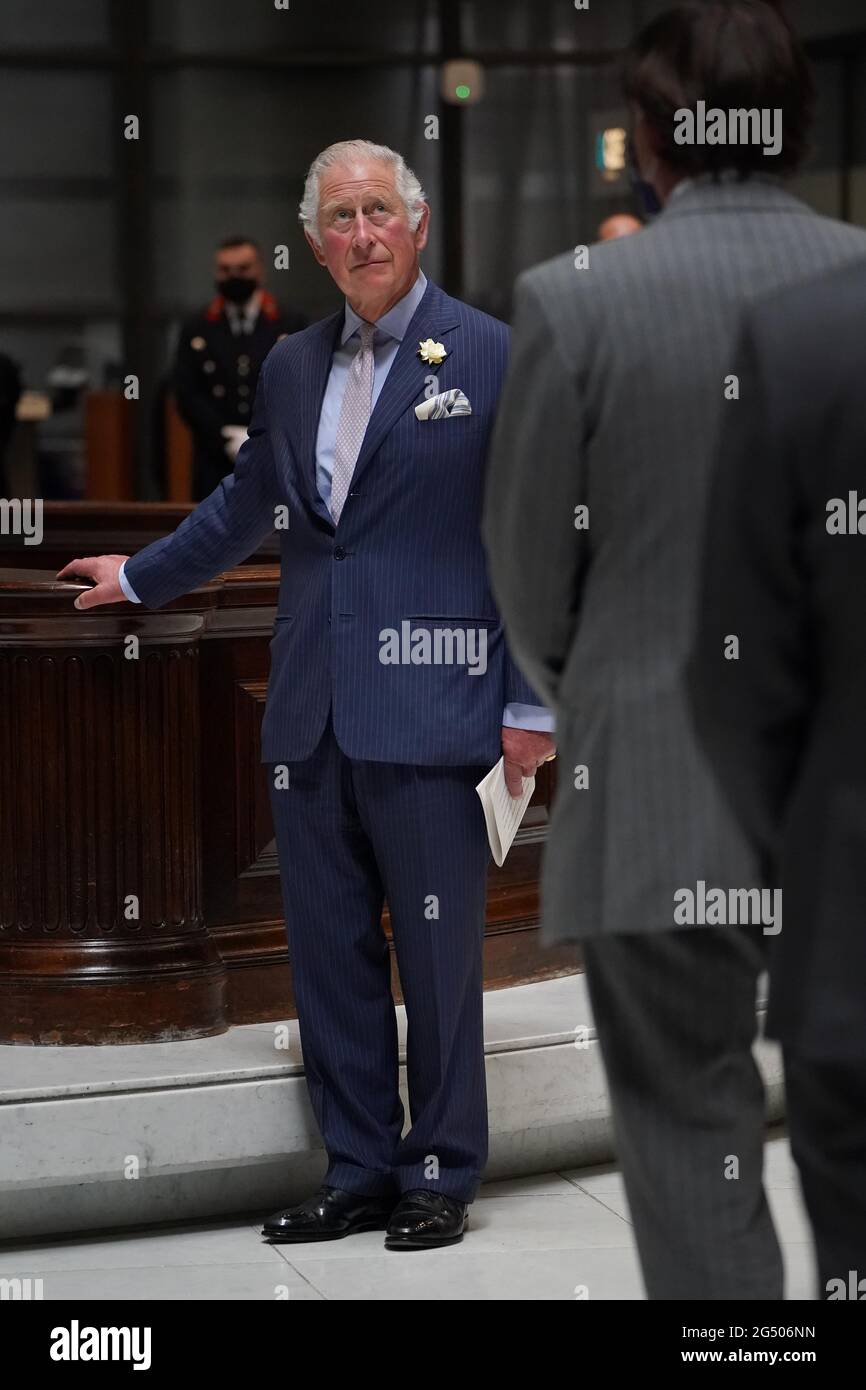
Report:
118,560,142,602
119,270,553,735
314,269,428,511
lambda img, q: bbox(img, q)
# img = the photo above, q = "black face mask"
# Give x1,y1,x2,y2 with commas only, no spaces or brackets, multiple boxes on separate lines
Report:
218,275,258,304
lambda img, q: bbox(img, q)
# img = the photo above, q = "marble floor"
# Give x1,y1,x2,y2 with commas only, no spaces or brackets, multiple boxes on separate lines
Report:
0,1129,816,1300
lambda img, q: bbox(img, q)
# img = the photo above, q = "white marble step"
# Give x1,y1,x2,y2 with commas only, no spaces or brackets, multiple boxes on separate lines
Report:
0,973,784,1240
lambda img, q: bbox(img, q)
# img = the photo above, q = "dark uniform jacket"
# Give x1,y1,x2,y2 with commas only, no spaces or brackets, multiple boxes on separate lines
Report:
174,290,305,498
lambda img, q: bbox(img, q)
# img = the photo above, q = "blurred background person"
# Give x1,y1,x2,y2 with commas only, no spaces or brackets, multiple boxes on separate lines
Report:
688,259,866,1299
174,234,305,499
484,0,866,1299
598,212,642,240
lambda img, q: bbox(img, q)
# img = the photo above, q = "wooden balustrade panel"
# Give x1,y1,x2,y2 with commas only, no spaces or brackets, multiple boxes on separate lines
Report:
0,569,226,1043
0,501,278,572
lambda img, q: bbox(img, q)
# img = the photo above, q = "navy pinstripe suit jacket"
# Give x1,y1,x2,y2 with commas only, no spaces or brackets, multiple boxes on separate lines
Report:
125,277,539,764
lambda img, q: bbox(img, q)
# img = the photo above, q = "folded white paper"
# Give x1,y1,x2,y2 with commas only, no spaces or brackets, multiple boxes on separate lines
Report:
475,756,536,867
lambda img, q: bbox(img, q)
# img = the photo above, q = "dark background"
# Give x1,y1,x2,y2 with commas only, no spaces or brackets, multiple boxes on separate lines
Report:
2,0,865,496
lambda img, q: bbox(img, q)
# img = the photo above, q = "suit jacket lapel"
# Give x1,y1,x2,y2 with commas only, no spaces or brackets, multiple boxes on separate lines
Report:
290,308,343,525
349,280,461,494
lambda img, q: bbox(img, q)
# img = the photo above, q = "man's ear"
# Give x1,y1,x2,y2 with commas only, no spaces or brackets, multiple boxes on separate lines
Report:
413,203,431,253
305,229,327,266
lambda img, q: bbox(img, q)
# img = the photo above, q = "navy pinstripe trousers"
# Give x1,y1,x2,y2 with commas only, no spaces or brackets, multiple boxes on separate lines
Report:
268,713,491,1202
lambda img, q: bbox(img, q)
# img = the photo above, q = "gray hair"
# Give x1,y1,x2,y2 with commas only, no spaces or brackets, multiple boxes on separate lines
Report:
299,139,427,246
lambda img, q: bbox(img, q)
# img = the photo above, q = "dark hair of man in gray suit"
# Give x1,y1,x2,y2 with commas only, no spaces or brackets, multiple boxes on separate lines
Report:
484,0,866,1300
623,0,814,181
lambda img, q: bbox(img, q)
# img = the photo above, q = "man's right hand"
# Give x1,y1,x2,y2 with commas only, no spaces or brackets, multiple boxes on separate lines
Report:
222,424,248,462
56,555,130,609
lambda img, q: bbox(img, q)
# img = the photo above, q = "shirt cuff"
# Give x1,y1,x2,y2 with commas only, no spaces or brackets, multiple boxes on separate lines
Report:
502,703,556,734
118,559,142,604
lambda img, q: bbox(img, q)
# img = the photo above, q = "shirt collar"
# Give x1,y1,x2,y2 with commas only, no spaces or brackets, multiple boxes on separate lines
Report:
667,171,782,206
341,269,427,346
225,298,258,331
667,178,694,205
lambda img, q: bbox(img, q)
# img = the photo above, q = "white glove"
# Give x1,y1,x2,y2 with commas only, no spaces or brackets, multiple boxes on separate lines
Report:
221,425,248,462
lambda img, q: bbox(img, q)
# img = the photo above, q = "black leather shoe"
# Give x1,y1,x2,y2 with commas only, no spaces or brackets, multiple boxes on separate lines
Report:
262,1186,397,1243
384,1189,468,1250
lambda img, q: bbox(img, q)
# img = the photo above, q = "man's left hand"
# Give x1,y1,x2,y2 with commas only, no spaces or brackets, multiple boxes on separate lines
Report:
501,727,556,798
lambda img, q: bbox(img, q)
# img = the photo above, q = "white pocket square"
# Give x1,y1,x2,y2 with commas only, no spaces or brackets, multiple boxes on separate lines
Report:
414,388,472,420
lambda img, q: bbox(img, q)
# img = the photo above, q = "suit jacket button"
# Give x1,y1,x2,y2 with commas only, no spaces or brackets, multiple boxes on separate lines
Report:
334,545,346,560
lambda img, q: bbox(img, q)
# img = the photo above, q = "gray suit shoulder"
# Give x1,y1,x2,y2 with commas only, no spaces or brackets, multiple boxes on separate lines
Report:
513,247,614,345
749,250,866,358
808,211,866,250
515,238,639,307
516,249,580,302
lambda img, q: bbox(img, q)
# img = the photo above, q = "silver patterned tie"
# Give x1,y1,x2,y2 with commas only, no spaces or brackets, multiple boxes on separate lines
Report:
330,321,375,524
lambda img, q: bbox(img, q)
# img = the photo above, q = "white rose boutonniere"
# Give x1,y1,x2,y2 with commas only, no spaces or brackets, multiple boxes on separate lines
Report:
418,338,448,366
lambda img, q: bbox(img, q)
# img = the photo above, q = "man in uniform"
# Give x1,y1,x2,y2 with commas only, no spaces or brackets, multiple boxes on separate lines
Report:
175,234,305,498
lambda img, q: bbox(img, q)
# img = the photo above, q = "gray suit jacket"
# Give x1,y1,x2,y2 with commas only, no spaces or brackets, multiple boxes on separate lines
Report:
484,177,866,942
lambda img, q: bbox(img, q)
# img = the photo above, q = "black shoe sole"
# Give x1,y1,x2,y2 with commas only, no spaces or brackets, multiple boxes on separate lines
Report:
262,1214,392,1244
384,1230,465,1251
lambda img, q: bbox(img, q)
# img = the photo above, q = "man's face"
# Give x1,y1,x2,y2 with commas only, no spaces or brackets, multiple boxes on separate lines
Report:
306,159,429,320
214,244,264,288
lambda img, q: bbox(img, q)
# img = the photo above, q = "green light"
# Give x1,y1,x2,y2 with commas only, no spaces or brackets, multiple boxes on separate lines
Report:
455,84,471,100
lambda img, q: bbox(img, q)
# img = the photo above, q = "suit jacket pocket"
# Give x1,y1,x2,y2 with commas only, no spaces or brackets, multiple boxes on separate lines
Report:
407,614,499,625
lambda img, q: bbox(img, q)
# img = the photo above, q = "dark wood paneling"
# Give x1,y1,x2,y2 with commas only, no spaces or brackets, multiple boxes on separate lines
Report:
0,567,226,1043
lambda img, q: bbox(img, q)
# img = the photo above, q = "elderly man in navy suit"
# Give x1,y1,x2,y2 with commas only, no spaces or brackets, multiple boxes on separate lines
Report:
60,140,554,1249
